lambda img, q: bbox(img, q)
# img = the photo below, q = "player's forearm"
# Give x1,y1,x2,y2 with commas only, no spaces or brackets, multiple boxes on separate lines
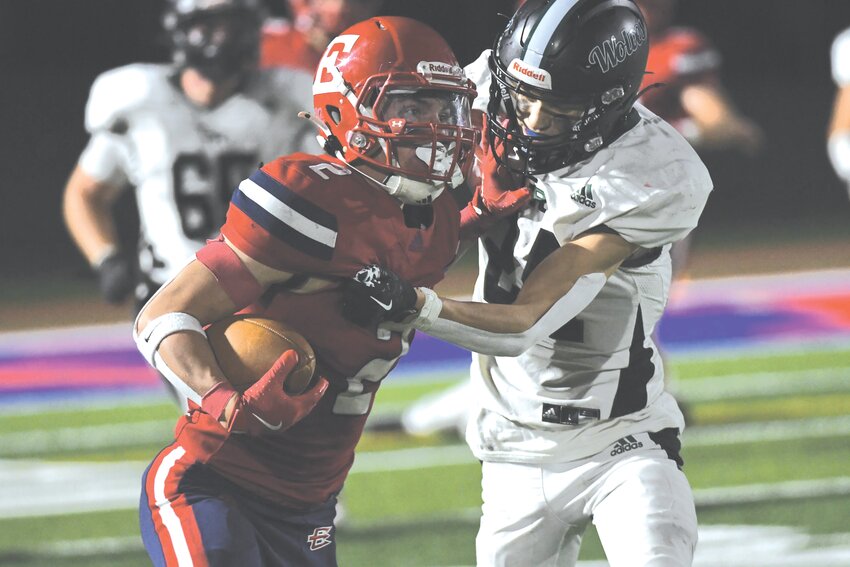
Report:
135,261,240,403
156,331,229,398
411,272,606,357
680,85,761,152
828,86,850,138
434,296,541,334
62,169,121,265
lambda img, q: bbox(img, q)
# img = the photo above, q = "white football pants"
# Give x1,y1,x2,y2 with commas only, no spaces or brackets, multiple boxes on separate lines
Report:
476,432,697,567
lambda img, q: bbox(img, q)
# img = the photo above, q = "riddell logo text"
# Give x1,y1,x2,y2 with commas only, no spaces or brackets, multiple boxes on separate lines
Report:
418,61,462,78
512,61,546,81
429,63,452,74
508,59,552,89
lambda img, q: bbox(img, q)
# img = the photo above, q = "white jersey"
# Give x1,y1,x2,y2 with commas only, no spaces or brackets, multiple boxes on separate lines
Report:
832,27,850,86
463,51,713,464
830,29,850,190
79,63,316,287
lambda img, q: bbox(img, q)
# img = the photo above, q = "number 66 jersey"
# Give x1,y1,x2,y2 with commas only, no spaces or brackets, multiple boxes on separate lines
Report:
78,63,316,296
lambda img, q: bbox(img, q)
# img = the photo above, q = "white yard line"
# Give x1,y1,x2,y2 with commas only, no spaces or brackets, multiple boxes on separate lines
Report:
2,453,849,520
684,415,850,447
695,477,850,508
675,367,850,402
0,420,175,457
4,408,850,458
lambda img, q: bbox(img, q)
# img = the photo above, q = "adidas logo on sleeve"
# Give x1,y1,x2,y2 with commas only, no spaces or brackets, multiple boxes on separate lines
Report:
571,183,597,208
610,435,643,456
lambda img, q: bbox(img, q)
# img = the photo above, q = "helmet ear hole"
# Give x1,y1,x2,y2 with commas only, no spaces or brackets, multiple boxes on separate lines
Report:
326,106,342,125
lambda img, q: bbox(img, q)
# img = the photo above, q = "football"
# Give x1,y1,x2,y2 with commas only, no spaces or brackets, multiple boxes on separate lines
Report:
206,316,317,394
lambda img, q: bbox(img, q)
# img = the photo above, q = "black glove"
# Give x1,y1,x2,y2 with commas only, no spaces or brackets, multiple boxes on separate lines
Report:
95,251,134,304
342,265,418,328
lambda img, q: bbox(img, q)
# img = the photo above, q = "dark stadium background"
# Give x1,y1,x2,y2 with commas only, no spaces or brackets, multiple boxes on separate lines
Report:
1,0,849,278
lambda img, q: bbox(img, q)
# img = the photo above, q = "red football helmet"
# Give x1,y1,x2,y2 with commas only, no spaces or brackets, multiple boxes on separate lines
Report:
311,16,479,204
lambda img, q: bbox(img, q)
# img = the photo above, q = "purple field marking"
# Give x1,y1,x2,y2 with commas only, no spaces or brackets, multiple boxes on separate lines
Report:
1,269,849,402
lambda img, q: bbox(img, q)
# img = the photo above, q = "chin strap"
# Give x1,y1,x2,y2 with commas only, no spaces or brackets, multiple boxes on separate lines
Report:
383,175,446,205
298,111,345,158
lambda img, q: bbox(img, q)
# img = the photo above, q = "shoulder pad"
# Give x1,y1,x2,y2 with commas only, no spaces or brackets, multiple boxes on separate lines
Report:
85,64,174,134
603,128,713,247
261,17,292,35
261,154,357,195
248,67,314,112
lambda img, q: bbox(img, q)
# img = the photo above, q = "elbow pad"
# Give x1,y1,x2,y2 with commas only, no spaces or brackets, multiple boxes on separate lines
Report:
422,272,606,356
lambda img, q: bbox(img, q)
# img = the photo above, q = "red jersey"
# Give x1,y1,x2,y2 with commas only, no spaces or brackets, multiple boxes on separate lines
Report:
176,154,460,509
260,19,322,73
639,27,721,126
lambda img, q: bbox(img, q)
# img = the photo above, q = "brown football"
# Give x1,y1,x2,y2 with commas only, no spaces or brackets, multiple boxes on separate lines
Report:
206,316,317,394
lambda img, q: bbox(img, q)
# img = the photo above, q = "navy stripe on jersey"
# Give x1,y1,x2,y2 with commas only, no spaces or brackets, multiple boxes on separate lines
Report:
232,169,338,261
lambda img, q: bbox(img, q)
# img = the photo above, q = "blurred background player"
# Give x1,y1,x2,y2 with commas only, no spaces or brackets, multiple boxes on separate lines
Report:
63,0,316,315
828,25,850,197
635,0,762,274
260,0,384,72
134,16,478,564
636,0,762,156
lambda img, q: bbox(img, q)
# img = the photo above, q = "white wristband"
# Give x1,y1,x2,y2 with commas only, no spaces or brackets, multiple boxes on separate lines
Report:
411,287,443,331
134,312,206,366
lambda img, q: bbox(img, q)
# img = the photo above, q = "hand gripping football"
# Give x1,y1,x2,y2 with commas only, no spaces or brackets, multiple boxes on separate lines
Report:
206,316,317,394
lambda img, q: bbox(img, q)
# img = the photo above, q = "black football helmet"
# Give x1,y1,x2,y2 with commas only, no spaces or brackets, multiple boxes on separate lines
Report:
488,0,649,174
163,0,265,83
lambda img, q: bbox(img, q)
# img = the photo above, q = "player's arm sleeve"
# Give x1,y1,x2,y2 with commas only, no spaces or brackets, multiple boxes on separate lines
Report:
78,133,129,187
832,29,850,86
829,30,850,188
599,163,713,249
220,158,342,276
78,69,136,187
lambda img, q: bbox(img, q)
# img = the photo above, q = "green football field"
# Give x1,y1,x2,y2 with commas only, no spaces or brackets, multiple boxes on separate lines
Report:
0,346,849,566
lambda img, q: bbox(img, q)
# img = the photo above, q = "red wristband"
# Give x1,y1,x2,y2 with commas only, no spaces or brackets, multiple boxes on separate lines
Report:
201,381,238,420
